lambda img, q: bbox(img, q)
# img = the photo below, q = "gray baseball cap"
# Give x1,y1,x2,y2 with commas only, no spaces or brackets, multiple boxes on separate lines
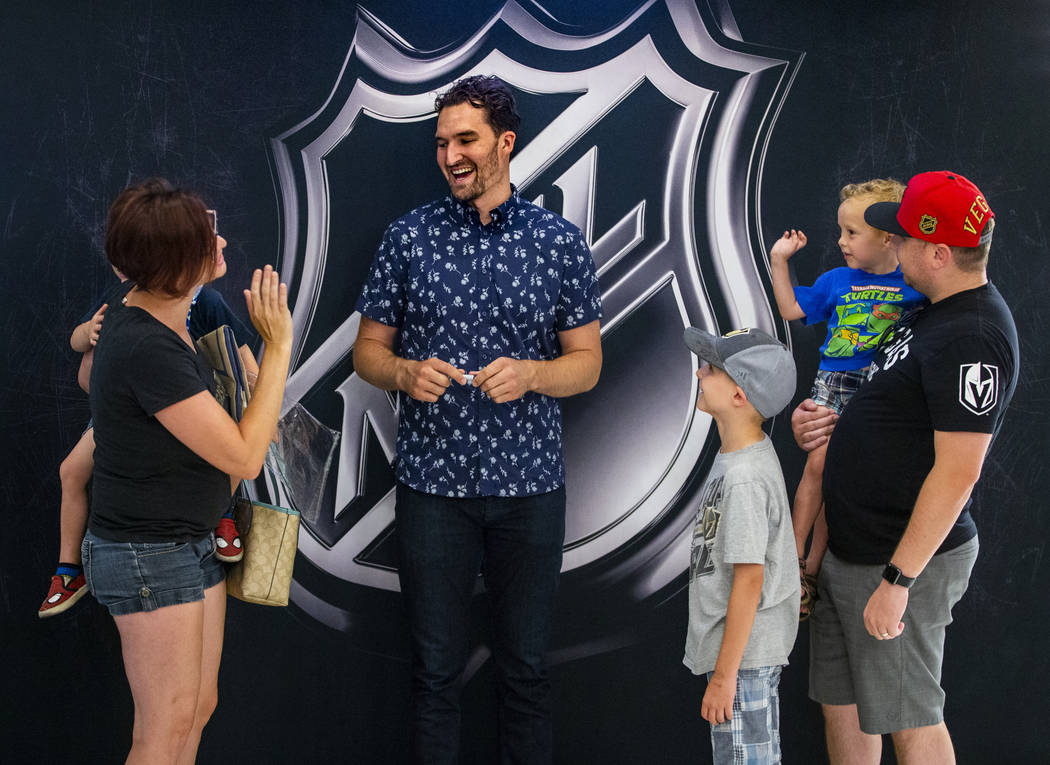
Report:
682,327,797,418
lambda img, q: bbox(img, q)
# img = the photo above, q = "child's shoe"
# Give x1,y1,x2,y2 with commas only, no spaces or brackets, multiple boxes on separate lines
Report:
215,516,243,562
38,572,88,618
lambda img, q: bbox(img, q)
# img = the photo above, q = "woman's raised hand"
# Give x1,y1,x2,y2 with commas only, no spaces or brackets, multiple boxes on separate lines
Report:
244,266,292,348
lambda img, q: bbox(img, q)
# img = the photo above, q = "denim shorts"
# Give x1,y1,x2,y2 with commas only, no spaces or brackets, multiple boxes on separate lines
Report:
707,665,783,764
809,368,869,415
82,529,225,616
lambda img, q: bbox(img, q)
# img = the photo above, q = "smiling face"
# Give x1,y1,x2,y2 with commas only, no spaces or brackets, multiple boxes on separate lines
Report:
207,234,228,283
199,210,226,285
435,101,514,217
837,197,897,274
695,362,739,416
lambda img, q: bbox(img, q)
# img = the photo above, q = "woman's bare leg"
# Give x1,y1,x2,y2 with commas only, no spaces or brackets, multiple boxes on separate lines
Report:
115,600,205,765
177,580,226,765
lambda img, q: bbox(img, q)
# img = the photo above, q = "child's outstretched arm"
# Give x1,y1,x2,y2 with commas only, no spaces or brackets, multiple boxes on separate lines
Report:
768,230,807,321
702,563,764,726
70,304,108,352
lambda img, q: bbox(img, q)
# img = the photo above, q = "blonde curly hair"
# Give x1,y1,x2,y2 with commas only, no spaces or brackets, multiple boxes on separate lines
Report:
839,178,905,204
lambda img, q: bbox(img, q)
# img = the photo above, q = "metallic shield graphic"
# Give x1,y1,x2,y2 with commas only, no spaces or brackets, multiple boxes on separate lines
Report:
264,0,801,657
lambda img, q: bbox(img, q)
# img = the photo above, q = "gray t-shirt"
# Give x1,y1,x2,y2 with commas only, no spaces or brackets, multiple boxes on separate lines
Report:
683,435,800,675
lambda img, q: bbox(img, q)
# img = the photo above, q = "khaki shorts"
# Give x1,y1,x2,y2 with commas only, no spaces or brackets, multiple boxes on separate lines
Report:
808,537,978,734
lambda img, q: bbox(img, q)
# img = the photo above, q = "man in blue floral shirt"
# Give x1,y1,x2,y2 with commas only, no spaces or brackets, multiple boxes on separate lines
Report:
353,75,602,764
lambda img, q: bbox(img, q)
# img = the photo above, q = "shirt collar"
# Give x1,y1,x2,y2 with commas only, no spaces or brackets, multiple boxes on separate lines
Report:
446,185,523,228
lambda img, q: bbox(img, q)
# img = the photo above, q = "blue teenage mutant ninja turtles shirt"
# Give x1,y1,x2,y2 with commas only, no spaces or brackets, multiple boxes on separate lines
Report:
794,265,926,372
355,189,602,498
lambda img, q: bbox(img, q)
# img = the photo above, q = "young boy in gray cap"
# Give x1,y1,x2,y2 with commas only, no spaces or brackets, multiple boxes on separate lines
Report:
681,326,800,764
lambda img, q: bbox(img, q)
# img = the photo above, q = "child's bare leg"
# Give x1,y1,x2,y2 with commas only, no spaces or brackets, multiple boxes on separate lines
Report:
58,428,96,564
806,504,829,575
792,441,828,561
39,428,96,616
793,442,828,620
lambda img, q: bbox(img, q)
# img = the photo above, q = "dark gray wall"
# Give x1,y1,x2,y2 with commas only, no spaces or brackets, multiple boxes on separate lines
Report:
2,1,1047,762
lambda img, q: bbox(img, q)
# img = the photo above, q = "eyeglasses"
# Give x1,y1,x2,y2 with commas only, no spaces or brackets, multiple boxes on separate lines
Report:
205,209,218,236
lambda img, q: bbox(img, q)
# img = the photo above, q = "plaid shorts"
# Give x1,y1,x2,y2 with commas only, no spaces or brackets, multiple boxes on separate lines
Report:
707,665,783,764
809,368,869,415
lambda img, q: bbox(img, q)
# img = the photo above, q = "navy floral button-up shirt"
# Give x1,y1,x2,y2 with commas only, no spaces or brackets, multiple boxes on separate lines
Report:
355,189,602,497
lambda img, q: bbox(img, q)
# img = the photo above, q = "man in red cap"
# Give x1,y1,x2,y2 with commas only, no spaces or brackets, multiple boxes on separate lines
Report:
794,171,1019,764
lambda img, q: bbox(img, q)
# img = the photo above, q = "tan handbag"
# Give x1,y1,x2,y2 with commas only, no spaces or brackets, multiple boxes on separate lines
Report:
226,494,300,607
197,326,300,606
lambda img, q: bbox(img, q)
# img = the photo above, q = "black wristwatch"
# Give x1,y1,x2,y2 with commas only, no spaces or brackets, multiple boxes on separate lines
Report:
882,563,916,589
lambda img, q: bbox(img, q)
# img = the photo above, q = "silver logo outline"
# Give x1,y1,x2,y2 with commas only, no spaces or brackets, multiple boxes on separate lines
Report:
266,0,799,635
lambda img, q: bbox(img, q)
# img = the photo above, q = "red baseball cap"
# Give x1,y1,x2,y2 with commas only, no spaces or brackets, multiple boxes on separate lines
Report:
864,171,994,247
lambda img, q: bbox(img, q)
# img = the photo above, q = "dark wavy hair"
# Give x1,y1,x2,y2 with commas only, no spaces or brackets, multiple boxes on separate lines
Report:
434,75,521,136
106,178,215,297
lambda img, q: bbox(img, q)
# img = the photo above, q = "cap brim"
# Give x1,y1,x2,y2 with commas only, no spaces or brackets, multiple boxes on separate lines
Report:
864,201,910,237
682,327,724,367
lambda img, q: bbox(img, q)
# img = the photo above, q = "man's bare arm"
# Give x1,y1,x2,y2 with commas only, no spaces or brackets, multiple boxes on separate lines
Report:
862,430,991,639
890,430,991,576
473,319,602,403
353,316,463,402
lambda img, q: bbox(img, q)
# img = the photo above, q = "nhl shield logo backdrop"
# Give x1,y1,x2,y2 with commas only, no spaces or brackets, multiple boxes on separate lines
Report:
263,0,800,656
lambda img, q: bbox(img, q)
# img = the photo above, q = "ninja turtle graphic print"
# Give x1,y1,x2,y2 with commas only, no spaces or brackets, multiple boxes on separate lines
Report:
356,190,602,498
794,266,926,372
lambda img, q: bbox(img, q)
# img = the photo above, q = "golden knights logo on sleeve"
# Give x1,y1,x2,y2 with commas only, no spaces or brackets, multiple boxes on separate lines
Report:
959,362,999,415
690,476,724,580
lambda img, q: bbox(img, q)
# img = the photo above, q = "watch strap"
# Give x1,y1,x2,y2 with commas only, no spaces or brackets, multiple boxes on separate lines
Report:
882,563,915,588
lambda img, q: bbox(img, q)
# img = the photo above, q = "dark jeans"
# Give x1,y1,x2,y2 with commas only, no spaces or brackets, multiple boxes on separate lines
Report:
395,482,566,765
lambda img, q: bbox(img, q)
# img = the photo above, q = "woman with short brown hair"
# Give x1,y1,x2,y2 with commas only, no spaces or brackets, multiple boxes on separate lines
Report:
82,178,292,764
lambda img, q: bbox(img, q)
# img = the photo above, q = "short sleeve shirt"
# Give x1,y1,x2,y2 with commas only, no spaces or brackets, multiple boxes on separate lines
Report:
683,437,800,675
89,295,231,542
794,266,927,372
355,190,602,497
823,283,1019,563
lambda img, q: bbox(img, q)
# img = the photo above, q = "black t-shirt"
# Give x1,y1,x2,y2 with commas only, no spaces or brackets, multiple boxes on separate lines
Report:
823,282,1019,564
80,280,135,324
88,291,231,542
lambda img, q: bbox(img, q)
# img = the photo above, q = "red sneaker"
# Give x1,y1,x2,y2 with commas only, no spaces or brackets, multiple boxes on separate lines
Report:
215,516,243,562
38,573,88,618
